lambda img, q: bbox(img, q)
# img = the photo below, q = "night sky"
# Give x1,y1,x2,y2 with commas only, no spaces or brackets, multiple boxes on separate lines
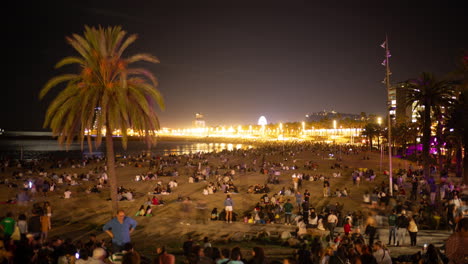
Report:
3,1,467,131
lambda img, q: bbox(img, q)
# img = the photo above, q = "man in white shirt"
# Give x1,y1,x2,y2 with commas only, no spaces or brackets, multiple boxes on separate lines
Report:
327,211,338,240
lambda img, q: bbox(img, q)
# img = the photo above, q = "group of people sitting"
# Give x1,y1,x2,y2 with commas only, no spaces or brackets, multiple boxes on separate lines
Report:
247,184,270,194
117,186,134,201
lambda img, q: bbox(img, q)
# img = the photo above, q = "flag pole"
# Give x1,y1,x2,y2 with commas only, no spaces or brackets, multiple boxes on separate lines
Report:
384,35,394,196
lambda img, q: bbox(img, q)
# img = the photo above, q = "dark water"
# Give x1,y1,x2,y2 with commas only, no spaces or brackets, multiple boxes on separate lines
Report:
0,138,253,159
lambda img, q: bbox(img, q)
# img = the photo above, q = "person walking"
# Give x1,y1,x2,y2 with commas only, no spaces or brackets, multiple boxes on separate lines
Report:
180,197,193,225
407,216,418,247
196,199,208,225
365,212,378,247
327,210,338,241
343,218,352,236
224,195,234,223
103,210,137,253
387,209,397,246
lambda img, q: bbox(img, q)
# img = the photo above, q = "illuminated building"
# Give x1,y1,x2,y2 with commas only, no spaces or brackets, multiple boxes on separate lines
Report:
193,113,206,128
304,110,360,122
388,83,412,124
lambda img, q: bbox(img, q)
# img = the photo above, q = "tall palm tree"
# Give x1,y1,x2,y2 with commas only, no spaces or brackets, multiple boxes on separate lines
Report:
404,72,456,178
445,52,468,182
39,25,165,214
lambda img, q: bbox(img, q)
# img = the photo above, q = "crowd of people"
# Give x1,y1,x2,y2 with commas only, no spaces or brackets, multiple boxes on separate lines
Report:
0,141,467,263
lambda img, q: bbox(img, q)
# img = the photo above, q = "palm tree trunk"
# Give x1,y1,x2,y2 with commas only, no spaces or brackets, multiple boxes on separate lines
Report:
436,120,444,174
422,102,431,179
105,127,119,215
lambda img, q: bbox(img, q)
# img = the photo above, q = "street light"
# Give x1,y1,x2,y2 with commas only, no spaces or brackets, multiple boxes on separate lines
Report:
377,117,383,174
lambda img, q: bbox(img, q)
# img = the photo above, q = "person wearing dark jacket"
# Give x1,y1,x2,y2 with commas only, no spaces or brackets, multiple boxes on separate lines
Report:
396,211,409,246
27,211,41,240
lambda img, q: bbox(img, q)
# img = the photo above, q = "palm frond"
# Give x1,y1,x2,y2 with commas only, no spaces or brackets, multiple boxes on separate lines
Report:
40,74,78,99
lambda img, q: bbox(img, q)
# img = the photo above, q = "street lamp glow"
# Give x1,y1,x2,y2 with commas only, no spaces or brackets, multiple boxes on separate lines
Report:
302,121,305,131
377,117,382,125
279,122,283,131
333,120,337,130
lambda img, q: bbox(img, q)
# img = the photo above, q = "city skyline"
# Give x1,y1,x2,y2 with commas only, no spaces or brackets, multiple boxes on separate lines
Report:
3,1,467,130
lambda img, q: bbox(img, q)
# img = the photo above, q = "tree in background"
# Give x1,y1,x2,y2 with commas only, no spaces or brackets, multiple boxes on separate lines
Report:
40,25,165,214
404,72,456,179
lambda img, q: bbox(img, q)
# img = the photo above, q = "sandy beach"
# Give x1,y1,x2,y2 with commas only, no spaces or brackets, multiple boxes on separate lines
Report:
0,140,462,262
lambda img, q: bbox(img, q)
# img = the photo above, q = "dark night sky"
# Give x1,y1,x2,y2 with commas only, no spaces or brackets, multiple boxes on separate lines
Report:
3,1,467,130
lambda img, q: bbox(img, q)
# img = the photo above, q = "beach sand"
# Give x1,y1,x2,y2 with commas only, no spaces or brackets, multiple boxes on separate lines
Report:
0,145,458,261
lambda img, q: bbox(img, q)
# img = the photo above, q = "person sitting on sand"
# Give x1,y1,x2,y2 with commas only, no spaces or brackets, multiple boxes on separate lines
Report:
151,196,160,205
121,191,133,201
135,205,145,216
144,205,152,216
211,208,219,221
64,189,72,199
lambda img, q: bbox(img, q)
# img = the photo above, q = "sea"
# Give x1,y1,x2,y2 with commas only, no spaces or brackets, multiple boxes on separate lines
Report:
0,137,253,160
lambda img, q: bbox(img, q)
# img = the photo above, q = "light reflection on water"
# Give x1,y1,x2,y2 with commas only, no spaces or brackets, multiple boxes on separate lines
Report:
0,139,253,158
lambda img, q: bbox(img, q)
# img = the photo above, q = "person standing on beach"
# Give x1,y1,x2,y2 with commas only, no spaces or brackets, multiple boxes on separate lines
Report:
224,195,234,223
283,199,293,225
44,201,52,229
295,191,302,212
327,210,338,241
0,212,15,242
387,209,397,246
180,197,193,225
396,210,409,246
103,210,137,253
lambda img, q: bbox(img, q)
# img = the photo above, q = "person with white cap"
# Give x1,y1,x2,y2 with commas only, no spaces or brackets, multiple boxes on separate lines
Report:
87,247,107,264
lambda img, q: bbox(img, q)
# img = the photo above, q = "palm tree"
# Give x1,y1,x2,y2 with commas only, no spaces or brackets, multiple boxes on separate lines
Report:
404,72,456,178
362,123,380,150
39,25,165,214
445,52,468,182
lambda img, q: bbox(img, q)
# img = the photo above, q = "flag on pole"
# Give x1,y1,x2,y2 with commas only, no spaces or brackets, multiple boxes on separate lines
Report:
380,41,386,49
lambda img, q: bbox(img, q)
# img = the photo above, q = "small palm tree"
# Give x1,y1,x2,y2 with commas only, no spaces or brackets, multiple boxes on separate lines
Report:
362,123,380,150
40,25,165,214
404,72,456,178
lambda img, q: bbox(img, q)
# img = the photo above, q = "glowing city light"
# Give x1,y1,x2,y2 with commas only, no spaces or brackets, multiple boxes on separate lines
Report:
258,116,267,126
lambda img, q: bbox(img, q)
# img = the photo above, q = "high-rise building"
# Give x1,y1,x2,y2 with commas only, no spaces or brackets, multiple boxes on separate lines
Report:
389,83,412,124
193,113,206,128
92,107,102,131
